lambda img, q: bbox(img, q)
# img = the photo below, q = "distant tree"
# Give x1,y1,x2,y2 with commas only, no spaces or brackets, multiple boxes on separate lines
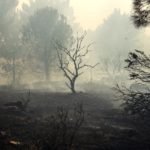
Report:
24,0,74,22
22,7,73,81
100,55,124,84
132,0,150,27
0,0,17,52
56,32,98,94
48,0,76,28
0,42,24,87
0,0,24,87
92,9,141,83
20,0,80,32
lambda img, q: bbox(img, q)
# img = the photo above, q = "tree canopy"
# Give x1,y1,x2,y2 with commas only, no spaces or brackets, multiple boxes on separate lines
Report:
132,0,150,27
23,7,73,81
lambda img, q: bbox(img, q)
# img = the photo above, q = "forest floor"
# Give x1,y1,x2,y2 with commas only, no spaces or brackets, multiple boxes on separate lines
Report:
0,90,150,150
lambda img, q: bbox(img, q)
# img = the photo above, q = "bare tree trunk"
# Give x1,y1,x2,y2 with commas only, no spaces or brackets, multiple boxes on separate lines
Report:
12,53,16,87
44,61,50,81
70,80,76,94
44,49,50,81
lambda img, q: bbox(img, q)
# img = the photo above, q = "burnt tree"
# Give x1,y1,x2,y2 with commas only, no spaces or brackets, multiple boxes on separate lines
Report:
56,32,98,94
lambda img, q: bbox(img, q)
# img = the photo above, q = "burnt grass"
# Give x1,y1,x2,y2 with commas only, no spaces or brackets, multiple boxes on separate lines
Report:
0,90,150,150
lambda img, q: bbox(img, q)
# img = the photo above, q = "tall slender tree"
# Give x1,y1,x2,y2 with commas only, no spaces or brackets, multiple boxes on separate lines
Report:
0,0,24,87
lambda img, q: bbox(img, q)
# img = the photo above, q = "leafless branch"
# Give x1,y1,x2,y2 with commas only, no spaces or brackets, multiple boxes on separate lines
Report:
55,32,98,93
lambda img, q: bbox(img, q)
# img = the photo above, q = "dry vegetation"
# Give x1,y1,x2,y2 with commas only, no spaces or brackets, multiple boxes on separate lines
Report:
0,89,150,150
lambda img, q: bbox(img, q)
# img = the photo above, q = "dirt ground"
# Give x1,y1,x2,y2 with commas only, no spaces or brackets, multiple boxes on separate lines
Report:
0,90,150,150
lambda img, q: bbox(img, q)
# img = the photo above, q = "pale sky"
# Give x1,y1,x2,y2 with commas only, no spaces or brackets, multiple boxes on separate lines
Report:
70,0,132,30
19,0,132,30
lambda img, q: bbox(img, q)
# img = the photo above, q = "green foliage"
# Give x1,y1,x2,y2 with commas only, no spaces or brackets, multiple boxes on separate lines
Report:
132,0,150,27
116,50,150,116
